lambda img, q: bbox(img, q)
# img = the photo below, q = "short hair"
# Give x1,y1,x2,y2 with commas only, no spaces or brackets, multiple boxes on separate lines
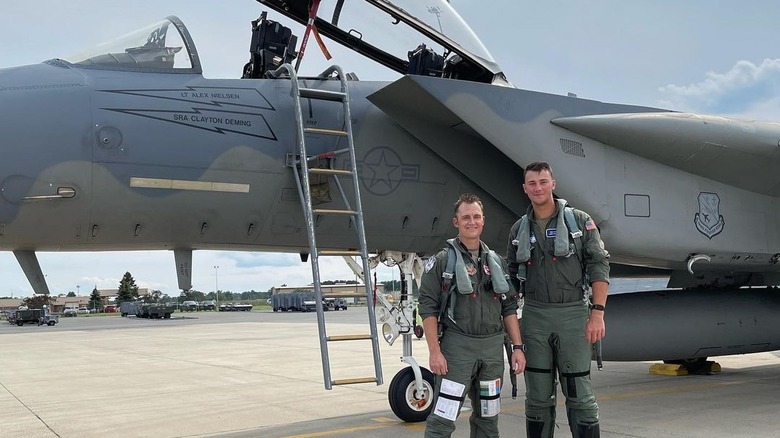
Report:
453,193,484,216
524,161,554,180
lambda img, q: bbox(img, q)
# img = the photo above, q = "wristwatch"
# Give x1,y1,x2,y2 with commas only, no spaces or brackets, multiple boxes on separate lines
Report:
512,344,527,352
590,304,605,312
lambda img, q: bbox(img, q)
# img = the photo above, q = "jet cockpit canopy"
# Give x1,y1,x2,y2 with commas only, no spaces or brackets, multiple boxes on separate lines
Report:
257,0,510,85
51,16,201,74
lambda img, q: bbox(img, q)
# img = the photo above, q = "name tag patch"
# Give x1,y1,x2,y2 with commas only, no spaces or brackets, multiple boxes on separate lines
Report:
545,228,556,238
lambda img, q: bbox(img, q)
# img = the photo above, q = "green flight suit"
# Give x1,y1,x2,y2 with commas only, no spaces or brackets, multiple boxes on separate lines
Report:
418,238,519,438
507,202,609,438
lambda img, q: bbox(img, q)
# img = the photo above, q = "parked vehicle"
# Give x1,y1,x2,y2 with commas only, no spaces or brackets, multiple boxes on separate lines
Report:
271,293,306,312
218,303,253,311
10,306,58,326
325,298,348,311
272,293,332,312
181,300,199,311
120,301,140,317
199,300,216,311
120,301,174,318
136,303,175,319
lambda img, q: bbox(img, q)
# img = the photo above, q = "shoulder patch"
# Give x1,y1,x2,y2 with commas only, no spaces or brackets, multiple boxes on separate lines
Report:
585,220,597,230
424,256,436,273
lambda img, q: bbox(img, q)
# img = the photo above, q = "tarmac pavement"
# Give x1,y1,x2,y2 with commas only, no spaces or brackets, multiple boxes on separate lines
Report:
2,309,780,437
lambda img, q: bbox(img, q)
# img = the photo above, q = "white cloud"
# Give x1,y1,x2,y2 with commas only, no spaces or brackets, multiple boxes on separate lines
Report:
659,58,780,119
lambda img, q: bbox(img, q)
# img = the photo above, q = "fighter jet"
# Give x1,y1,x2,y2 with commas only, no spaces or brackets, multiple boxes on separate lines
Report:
3,0,780,422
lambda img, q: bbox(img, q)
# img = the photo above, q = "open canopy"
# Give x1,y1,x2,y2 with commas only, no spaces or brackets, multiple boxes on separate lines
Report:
258,0,509,85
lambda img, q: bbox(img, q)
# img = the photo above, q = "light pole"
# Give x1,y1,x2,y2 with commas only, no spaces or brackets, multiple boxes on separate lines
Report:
76,285,80,295
214,265,219,310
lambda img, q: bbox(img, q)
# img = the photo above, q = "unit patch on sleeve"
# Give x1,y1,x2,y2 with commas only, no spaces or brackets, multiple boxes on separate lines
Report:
424,256,436,273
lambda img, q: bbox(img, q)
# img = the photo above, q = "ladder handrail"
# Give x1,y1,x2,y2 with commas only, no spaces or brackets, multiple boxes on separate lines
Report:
273,62,383,389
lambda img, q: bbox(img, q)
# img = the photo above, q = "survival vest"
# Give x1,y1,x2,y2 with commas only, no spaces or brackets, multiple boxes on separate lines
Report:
512,201,587,296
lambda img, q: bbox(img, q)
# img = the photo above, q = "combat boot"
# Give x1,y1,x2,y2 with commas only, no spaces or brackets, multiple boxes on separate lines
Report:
575,423,600,438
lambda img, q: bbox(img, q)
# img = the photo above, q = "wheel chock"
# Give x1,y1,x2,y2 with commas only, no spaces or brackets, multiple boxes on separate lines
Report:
649,363,688,376
649,361,721,376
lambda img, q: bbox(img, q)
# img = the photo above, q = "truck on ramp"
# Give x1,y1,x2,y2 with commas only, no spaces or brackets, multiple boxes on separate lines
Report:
10,306,59,326
120,302,175,319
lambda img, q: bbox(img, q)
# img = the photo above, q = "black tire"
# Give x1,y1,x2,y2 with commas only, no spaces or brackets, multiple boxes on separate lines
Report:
47,321,56,326
414,325,424,339
388,366,435,422
16,321,23,326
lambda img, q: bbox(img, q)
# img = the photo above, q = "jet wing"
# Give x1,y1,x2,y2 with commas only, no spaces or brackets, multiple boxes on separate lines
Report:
368,75,527,218
551,112,780,197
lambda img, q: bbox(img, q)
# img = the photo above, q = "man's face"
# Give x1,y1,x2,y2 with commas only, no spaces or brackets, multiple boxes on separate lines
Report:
452,202,485,241
523,169,556,206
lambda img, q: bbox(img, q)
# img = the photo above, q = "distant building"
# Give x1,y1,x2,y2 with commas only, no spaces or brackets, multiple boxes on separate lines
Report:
0,288,150,313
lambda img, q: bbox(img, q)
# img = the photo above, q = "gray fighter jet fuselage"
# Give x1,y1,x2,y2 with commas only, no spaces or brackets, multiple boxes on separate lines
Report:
3,1,780,368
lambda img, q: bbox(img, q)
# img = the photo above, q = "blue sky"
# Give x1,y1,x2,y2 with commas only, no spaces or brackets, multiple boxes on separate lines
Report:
1,0,778,297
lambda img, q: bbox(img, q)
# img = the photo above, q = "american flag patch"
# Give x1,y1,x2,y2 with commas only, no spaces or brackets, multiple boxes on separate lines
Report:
585,220,597,230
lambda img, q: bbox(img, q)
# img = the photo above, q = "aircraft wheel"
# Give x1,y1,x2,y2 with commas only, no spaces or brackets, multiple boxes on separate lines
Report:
388,366,435,422
47,321,55,326
414,325,424,339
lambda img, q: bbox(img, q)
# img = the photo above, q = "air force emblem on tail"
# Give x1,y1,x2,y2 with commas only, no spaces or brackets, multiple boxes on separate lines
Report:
694,192,725,239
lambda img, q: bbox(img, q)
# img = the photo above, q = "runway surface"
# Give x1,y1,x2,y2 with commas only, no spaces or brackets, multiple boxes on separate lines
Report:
2,309,780,437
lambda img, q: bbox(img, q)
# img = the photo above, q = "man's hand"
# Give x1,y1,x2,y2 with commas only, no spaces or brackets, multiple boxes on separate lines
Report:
585,311,605,344
511,350,526,374
429,350,448,376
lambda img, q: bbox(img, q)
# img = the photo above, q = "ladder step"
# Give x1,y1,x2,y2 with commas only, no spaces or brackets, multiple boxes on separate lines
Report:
313,209,356,215
319,250,361,256
332,377,378,386
309,168,353,176
328,334,373,341
305,127,348,136
299,88,346,101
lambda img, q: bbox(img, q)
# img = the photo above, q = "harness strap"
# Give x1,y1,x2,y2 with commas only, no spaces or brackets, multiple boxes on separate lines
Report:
438,246,457,332
438,392,466,402
563,206,589,298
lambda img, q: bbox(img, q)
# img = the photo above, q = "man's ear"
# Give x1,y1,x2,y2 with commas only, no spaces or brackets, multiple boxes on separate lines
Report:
452,217,458,228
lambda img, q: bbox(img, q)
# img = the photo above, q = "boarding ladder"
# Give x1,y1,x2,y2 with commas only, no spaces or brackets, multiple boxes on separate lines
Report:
270,63,382,390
